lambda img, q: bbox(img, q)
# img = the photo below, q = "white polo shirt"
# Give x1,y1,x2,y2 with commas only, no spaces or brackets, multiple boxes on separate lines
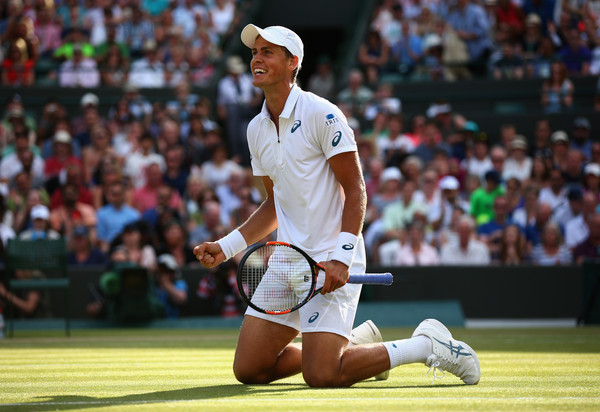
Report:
247,86,358,257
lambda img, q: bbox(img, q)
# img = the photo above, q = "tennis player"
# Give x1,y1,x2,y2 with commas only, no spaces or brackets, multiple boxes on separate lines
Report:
194,24,480,387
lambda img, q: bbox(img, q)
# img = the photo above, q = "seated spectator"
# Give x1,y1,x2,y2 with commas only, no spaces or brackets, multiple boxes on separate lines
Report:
116,5,154,59
492,40,525,80
53,27,94,63
565,192,599,249
336,69,374,121
96,181,141,253
34,4,62,59
156,219,196,267
477,195,518,256
307,55,335,101
43,130,83,185
583,163,600,202
58,43,100,88
133,163,183,214
531,222,572,265
440,215,491,265
1,39,35,86
358,29,390,86
188,200,228,248
127,39,165,88
377,114,415,166
382,180,428,243
112,221,156,271
199,143,243,189
18,204,61,240
554,187,583,228
541,60,574,114
154,253,189,319
141,184,182,229
470,170,505,225
461,136,492,182
67,225,108,266
570,117,592,161
394,220,440,266
550,130,570,172
559,26,591,76
124,132,166,190
48,182,97,243
163,145,189,197
413,119,451,165
539,167,567,210
573,213,600,264
503,136,532,182
493,224,530,265
512,183,539,227
0,130,45,185
0,269,52,318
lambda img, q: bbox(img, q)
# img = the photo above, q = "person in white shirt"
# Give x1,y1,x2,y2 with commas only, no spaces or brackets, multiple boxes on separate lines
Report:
440,215,491,265
539,167,568,211
127,40,165,88
503,135,532,182
58,44,100,88
193,23,479,388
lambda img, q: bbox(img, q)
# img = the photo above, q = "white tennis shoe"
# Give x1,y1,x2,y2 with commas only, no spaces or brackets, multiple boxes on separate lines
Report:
350,320,390,381
412,318,480,385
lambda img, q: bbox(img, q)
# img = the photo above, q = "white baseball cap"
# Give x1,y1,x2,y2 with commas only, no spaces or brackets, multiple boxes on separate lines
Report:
241,24,304,68
31,204,50,221
439,175,460,191
585,163,600,177
381,167,402,182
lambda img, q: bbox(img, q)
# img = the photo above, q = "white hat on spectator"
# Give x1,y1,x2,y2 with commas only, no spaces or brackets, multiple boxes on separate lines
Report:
381,167,402,183
439,175,460,191
80,93,99,107
226,55,246,75
158,254,182,278
585,163,600,177
31,204,50,221
241,24,304,68
551,130,569,144
53,130,72,144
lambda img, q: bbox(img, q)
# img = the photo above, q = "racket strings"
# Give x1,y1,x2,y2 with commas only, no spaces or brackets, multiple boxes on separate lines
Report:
240,244,313,312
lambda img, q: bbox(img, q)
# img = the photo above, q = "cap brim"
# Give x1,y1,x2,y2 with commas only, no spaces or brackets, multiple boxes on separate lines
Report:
241,24,284,50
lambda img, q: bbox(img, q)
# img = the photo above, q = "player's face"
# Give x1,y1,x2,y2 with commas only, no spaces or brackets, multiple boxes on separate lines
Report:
250,36,294,90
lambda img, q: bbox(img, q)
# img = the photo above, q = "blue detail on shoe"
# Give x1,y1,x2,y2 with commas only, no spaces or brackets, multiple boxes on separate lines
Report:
433,337,472,358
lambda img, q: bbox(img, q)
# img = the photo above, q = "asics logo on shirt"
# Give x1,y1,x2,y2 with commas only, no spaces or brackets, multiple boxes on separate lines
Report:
291,120,302,133
308,312,319,323
332,131,342,147
342,243,354,250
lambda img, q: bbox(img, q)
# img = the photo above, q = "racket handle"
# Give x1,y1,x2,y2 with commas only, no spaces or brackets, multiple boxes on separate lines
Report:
348,273,393,286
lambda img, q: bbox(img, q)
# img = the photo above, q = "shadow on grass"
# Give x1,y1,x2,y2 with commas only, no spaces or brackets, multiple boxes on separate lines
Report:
4,382,464,411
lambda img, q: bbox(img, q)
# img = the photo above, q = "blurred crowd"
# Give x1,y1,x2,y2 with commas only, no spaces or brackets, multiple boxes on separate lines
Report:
0,0,599,319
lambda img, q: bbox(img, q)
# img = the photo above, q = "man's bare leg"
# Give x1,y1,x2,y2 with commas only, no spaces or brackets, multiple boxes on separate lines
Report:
233,315,302,384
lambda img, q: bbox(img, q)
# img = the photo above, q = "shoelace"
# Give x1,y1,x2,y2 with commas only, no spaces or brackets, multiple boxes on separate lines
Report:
426,360,446,383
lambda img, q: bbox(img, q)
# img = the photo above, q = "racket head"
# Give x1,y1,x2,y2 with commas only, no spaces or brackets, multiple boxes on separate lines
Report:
237,242,320,315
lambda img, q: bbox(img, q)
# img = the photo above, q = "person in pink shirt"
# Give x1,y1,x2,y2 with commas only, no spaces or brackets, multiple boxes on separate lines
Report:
132,162,182,213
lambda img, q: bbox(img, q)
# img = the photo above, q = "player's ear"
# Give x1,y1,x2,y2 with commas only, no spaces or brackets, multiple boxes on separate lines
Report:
288,55,299,71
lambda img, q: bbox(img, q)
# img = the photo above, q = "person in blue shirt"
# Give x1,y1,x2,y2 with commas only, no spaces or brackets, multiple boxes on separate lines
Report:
154,254,188,319
96,182,141,253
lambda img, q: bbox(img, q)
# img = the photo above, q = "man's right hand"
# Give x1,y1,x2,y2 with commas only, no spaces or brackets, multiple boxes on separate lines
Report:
193,242,226,268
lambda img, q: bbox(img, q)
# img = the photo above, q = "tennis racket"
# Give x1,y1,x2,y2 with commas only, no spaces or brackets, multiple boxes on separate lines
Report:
237,241,393,315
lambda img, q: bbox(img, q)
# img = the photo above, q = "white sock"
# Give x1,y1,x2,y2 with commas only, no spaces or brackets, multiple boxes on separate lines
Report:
383,336,432,369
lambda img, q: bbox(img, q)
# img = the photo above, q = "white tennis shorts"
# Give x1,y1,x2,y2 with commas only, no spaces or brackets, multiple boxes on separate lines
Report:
244,248,365,339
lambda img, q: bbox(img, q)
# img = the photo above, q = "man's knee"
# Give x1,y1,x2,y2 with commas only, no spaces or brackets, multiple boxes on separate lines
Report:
302,369,350,388
233,359,270,384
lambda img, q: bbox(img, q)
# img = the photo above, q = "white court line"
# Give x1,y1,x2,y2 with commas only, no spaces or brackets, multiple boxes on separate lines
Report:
2,397,600,407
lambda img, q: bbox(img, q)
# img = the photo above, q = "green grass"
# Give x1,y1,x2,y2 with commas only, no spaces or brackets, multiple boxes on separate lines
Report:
1,327,599,411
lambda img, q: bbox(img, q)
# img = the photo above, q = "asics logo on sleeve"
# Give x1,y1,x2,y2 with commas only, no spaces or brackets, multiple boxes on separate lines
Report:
332,131,342,147
342,243,354,250
291,120,302,133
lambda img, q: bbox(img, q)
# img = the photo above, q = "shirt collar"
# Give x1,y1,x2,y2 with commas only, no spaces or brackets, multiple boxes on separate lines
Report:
258,84,302,121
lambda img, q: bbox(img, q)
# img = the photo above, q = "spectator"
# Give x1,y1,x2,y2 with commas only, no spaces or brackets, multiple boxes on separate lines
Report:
477,194,518,256
18,204,60,240
492,40,525,79
127,39,165,88
0,130,44,185
112,221,156,271
470,169,505,225
496,0,525,38
493,223,530,265
413,119,451,164
156,219,196,267
563,149,585,185
210,0,236,40
154,253,189,319
429,175,469,233
382,180,428,242
446,0,493,77
531,221,572,265
336,69,374,121
489,145,508,178
188,200,228,248
462,136,492,182
98,39,130,87
163,145,189,197
123,132,165,190
96,181,141,253
504,177,523,216
521,13,544,63
573,213,600,264
525,202,554,246
570,117,592,161
43,130,83,183
565,192,598,248
34,4,62,59
541,60,574,113
358,29,390,86
216,55,261,166
394,220,440,266
539,167,567,210
48,182,97,243
377,114,415,166
117,5,154,59
0,269,52,318
440,215,491,264
307,55,335,101
1,39,35,86
66,225,107,266
583,163,600,202
503,135,532,182
133,162,183,214
527,36,556,79
559,26,591,75
58,43,100,88
199,142,243,189
141,184,181,229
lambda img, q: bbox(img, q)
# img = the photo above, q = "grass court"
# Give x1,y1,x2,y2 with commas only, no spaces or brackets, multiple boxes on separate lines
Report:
1,326,599,411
